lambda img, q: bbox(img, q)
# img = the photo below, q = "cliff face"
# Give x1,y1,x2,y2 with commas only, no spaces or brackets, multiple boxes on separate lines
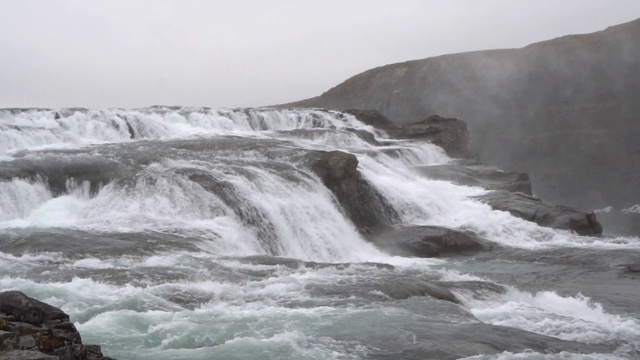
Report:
287,18,640,229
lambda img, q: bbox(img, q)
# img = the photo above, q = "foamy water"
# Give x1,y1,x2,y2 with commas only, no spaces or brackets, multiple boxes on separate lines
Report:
1,107,638,359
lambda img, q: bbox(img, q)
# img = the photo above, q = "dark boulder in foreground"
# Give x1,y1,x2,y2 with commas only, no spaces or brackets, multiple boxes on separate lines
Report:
345,110,469,158
476,191,603,235
0,291,114,360
308,150,399,233
368,226,491,257
415,163,532,195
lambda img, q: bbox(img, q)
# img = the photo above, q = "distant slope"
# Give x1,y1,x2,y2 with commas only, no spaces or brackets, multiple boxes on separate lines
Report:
286,18,640,229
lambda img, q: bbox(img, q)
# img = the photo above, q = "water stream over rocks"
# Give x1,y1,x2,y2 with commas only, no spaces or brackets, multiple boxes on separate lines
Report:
0,107,638,359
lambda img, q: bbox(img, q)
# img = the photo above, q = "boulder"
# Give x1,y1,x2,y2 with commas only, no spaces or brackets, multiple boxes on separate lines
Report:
368,226,490,257
308,150,399,233
476,191,603,235
0,292,68,326
415,163,532,195
0,291,114,360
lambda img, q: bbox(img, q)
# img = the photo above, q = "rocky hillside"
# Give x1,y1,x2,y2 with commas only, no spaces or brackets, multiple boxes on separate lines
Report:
286,18,640,235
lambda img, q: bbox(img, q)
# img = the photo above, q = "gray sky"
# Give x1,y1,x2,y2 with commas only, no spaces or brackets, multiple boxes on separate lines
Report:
1,0,639,109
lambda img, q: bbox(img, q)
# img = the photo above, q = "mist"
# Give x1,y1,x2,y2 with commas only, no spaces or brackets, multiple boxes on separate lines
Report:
286,15,640,235
2,0,640,108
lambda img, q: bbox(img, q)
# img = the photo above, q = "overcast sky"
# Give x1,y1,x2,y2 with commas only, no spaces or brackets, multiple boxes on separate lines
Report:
1,0,639,109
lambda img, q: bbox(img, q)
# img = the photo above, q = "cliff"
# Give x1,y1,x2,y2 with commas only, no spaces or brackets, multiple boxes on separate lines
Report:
286,18,640,234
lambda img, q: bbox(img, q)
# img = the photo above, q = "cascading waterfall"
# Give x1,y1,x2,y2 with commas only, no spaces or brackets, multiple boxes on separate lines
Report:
0,107,638,360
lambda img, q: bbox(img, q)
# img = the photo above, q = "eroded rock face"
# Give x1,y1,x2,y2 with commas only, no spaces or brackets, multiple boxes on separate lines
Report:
390,115,470,158
0,291,114,360
308,150,399,233
344,109,395,130
476,191,603,236
345,110,470,158
368,226,491,257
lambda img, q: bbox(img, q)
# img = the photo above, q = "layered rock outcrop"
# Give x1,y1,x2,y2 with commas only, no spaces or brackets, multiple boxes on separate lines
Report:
286,18,640,235
476,191,603,236
309,112,602,238
0,291,113,360
308,150,399,233
344,110,469,158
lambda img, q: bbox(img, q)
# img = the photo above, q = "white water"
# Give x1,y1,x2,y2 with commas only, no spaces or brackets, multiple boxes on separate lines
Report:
0,107,379,158
1,107,639,359
0,163,382,262
461,287,640,344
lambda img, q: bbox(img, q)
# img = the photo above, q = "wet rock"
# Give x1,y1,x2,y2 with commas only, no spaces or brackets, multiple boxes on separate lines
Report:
368,226,490,257
0,331,14,343
377,277,459,303
17,336,36,351
308,150,399,233
415,163,532,195
0,229,200,259
390,115,469,158
437,281,508,300
0,156,131,196
0,351,58,360
121,116,136,139
186,172,282,255
0,291,114,360
344,109,395,130
304,275,460,304
237,255,395,271
476,191,603,235
345,110,470,158
0,292,68,326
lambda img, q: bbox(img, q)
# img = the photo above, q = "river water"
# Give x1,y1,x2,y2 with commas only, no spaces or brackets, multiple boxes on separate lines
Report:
0,107,638,359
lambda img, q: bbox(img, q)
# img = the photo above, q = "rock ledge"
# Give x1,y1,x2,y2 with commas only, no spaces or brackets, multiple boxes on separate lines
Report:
0,291,114,360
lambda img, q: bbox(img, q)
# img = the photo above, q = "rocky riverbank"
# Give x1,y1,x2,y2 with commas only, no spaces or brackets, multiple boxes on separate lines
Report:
0,291,114,360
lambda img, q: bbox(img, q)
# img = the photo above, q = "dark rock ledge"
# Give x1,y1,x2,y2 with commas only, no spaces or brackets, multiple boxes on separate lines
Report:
476,191,603,236
367,225,493,258
307,150,400,233
0,291,114,360
343,109,603,237
344,109,470,158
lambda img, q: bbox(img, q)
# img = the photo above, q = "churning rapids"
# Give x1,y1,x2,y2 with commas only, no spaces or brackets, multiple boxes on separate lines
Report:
0,107,639,360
